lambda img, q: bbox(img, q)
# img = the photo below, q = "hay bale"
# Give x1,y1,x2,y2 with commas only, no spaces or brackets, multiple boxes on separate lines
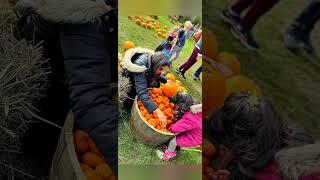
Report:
0,5,17,33
0,31,49,179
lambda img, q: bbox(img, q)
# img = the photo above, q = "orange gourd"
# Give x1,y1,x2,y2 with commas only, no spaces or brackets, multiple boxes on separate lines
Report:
73,130,89,155
203,28,218,60
123,41,135,51
225,75,262,97
81,152,105,168
203,61,226,116
217,52,241,76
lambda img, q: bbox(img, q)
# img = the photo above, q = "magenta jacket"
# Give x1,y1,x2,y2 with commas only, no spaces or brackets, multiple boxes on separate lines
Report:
255,143,320,180
169,104,202,147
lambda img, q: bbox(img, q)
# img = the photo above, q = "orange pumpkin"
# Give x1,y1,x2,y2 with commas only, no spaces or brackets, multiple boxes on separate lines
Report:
166,73,176,81
84,169,104,180
123,41,135,51
80,163,92,172
217,52,241,76
161,82,178,97
203,61,226,116
142,23,147,28
203,28,219,60
81,152,105,168
128,16,132,20
73,130,89,155
94,164,113,179
135,19,142,25
225,75,262,97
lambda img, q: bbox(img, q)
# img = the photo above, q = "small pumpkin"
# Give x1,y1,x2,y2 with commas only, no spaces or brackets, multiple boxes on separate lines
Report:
225,75,262,97
135,19,142,25
80,163,92,172
73,130,89,155
123,41,135,51
94,164,113,179
81,152,105,168
166,73,176,81
84,169,104,180
217,52,241,76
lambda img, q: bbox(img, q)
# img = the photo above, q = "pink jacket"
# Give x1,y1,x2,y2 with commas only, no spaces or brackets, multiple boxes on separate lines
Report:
255,143,320,180
170,104,202,147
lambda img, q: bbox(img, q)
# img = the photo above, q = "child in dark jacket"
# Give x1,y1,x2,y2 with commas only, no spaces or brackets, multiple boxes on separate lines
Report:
157,92,202,161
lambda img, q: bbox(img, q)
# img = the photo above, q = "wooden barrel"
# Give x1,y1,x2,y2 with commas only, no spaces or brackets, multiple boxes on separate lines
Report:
49,112,85,180
129,96,175,147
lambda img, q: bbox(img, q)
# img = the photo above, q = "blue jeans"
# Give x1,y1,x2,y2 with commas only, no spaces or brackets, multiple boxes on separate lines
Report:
169,45,183,61
289,0,320,37
193,66,202,78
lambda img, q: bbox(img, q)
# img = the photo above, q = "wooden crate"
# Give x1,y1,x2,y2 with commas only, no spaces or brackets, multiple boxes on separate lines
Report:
49,112,85,180
129,97,175,147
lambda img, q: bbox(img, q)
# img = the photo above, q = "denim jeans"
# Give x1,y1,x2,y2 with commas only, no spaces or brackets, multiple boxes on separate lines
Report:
193,66,202,78
289,0,320,37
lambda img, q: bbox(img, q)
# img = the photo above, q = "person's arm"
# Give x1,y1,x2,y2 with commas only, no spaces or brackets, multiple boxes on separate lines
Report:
133,73,158,113
60,23,117,172
133,73,167,125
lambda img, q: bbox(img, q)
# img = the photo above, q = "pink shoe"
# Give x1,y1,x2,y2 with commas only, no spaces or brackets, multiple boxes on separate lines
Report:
157,149,177,161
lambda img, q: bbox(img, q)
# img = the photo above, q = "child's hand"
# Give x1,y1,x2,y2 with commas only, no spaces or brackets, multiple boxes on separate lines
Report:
155,108,167,126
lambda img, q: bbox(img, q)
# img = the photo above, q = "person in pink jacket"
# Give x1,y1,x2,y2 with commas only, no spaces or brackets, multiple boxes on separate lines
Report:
156,92,202,161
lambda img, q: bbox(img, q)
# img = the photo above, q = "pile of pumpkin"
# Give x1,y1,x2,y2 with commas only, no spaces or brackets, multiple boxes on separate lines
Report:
73,130,116,180
137,73,187,132
202,28,262,116
128,16,169,39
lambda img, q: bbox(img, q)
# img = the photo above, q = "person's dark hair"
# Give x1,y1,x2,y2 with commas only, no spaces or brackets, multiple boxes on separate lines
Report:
150,52,171,74
209,92,288,179
173,92,194,119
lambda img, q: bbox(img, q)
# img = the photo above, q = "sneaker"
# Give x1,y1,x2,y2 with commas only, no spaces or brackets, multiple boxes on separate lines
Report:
283,30,301,50
157,149,177,161
176,68,182,73
220,8,241,26
301,36,315,55
231,25,259,51
192,74,200,81
178,73,186,79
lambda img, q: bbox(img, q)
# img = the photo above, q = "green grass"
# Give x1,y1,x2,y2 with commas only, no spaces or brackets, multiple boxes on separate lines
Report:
204,0,320,138
118,16,202,165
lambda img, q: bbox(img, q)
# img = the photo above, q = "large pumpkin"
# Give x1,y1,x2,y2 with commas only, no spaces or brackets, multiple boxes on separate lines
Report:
161,82,178,97
203,28,219,60
123,41,135,51
225,75,262,97
217,52,241,76
203,61,226,116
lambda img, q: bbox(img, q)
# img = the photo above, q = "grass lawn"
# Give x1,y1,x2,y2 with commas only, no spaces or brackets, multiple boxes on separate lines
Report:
204,0,320,138
118,16,202,165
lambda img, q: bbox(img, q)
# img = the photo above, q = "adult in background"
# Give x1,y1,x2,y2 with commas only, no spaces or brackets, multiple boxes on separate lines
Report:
283,0,320,55
220,0,280,50
169,21,193,62
176,35,202,79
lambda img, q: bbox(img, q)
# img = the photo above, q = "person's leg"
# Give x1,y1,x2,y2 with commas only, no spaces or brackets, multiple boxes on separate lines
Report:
241,0,280,31
171,46,183,62
180,48,199,75
284,1,320,53
193,66,202,80
231,0,253,14
179,46,198,71
157,137,178,161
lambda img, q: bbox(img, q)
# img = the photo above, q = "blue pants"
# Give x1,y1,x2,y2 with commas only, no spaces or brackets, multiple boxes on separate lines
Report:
289,0,320,38
193,66,202,78
169,45,183,61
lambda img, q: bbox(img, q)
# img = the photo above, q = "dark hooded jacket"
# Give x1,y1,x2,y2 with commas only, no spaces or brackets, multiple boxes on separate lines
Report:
122,48,169,113
14,0,118,173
